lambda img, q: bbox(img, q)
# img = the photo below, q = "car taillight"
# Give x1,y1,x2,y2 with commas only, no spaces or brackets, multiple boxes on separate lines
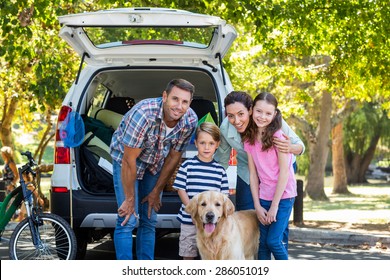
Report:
228,149,237,166
55,147,71,164
55,106,72,164
52,187,69,193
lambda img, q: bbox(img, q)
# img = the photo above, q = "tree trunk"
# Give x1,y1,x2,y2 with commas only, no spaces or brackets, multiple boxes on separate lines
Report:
34,108,54,164
0,96,18,148
306,91,332,201
346,133,381,184
331,122,350,194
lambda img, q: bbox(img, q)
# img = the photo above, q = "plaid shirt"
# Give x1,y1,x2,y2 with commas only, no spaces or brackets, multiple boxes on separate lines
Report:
110,97,198,179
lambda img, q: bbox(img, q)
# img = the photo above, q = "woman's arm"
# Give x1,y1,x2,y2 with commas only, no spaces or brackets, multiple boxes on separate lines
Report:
273,119,305,155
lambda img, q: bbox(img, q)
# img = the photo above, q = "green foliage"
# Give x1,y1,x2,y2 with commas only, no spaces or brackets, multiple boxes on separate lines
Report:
377,159,390,168
1,0,389,172
344,103,390,155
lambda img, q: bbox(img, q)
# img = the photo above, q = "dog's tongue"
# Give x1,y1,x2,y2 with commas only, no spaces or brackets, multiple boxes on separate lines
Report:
204,223,215,234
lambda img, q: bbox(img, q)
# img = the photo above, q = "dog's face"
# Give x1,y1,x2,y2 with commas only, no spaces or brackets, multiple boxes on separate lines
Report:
186,191,235,235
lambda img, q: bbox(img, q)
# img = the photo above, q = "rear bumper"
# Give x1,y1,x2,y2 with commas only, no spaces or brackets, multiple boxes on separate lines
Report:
50,189,182,229
79,213,181,229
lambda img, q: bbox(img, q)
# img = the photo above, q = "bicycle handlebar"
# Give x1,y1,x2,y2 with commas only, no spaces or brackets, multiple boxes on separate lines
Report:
20,151,37,176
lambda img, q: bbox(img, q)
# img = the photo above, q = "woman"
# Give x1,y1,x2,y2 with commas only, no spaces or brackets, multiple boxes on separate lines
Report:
214,91,304,211
1,146,19,195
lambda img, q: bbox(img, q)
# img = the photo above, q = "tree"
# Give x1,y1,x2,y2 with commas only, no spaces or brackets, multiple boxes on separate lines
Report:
293,90,332,200
0,1,86,157
332,122,349,194
1,0,389,193
223,0,390,200
344,103,390,184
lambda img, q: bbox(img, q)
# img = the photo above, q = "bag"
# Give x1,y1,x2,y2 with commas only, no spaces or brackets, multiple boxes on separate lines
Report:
190,112,216,144
80,145,114,194
198,112,216,125
80,133,113,193
59,111,85,148
83,116,115,146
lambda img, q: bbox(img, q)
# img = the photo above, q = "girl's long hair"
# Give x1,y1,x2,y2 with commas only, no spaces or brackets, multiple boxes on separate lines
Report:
241,92,282,151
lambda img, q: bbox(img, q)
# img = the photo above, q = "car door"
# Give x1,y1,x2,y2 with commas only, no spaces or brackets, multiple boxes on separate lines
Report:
58,7,237,67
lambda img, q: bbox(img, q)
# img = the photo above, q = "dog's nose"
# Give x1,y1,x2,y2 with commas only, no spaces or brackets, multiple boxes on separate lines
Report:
205,212,215,222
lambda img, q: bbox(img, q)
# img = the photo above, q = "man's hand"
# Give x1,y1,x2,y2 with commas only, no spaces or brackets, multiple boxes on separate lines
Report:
273,134,291,153
118,198,135,226
141,188,162,219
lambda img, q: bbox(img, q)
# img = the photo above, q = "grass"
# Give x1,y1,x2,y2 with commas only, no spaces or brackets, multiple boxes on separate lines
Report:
39,175,390,229
296,176,390,225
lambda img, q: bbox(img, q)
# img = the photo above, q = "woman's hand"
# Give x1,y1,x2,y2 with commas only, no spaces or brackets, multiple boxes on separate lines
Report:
273,134,291,153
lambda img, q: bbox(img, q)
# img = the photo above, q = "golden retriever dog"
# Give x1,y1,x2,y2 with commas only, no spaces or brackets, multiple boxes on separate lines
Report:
185,190,259,260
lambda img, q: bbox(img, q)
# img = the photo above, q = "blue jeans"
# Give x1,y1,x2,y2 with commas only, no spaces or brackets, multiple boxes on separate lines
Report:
236,177,289,251
258,197,295,260
113,160,159,260
235,176,254,211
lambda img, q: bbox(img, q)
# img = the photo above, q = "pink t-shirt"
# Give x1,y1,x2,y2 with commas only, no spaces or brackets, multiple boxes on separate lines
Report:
244,130,297,201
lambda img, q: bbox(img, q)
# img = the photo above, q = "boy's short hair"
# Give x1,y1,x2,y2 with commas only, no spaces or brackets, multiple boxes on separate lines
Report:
195,122,221,142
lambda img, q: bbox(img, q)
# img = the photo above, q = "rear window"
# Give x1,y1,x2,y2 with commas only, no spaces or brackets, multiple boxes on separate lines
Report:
83,26,216,49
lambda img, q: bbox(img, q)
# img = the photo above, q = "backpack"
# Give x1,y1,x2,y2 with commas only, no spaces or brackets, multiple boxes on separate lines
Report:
80,134,114,193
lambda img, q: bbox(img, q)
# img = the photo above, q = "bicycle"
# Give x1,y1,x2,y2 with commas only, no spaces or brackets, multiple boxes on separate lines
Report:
0,151,77,260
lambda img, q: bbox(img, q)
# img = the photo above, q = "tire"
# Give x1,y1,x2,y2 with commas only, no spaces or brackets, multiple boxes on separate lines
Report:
9,213,77,260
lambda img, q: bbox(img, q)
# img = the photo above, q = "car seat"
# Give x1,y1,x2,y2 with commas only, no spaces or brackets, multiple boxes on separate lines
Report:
105,97,135,115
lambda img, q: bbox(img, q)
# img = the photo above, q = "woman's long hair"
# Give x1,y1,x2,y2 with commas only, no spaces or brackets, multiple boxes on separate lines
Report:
241,92,282,151
224,91,253,111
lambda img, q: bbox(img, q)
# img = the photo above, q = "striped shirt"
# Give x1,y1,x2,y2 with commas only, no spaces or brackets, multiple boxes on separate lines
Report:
173,156,229,225
110,97,198,179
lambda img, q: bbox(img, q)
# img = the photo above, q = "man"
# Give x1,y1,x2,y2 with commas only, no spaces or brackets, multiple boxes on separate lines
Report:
110,78,198,260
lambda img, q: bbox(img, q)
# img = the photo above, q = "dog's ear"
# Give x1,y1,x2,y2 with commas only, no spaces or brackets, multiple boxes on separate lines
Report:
223,195,235,217
185,194,198,218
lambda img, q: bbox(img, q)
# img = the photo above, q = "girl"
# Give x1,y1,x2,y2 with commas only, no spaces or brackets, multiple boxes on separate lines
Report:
242,92,297,260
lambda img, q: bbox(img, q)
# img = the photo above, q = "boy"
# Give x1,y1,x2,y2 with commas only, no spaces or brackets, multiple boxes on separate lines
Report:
173,122,229,260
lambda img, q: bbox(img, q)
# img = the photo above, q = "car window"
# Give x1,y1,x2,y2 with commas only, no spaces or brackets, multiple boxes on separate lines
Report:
83,26,215,49
91,83,109,108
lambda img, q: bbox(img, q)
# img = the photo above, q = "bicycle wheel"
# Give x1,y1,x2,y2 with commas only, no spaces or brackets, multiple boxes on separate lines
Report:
9,213,77,260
